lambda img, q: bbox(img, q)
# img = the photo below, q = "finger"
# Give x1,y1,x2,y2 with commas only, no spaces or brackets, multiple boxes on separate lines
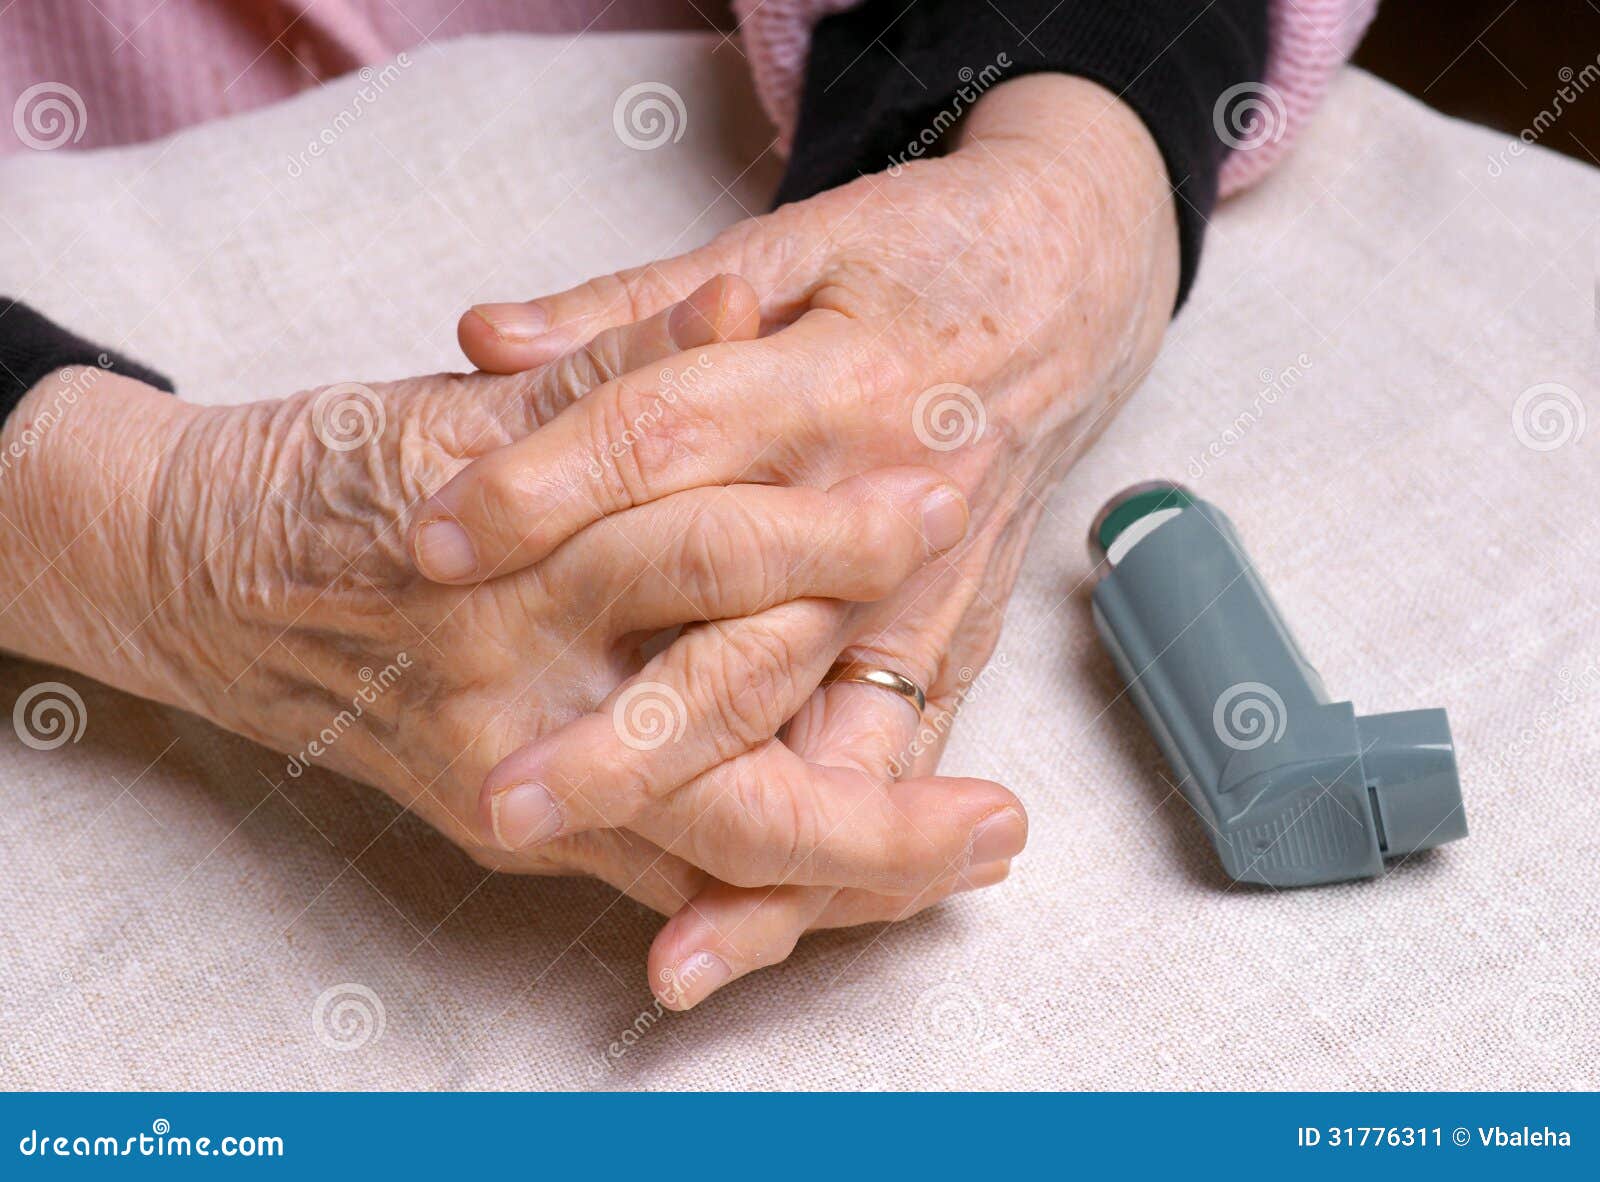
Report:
617,609,1025,894
478,599,845,844
510,274,761,429
457,228,816,373
629,740,1027,893
784,534,1002,782
784,625,951,784
478,582,1024,887
544,469,969,633
413,279,760,583
640,615,1017,1011
479,586,1022,889
414,311,855,583
519,828,709,918
646,861,1012,1010
815,858,1012,927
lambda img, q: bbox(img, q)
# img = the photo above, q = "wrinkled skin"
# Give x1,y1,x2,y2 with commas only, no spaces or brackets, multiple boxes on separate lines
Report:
431,75,1179,1002
0,74,1177,1011
0,299,1018,982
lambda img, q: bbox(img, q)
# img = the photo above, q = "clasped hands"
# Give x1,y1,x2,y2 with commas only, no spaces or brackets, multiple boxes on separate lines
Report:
3,75,1176,1010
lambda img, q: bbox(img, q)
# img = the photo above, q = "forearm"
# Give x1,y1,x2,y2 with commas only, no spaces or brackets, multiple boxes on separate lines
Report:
0,367,192,702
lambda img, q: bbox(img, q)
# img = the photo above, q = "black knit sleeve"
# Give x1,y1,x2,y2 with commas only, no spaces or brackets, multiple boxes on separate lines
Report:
775,0,1272,309
1,299,173,422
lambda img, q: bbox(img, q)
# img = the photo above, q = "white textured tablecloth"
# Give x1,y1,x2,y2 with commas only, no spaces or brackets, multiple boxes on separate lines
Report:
1,34,1595,1091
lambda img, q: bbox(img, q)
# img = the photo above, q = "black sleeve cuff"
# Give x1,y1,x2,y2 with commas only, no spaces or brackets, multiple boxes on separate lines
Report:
1,298,174,421
775,0,1271,309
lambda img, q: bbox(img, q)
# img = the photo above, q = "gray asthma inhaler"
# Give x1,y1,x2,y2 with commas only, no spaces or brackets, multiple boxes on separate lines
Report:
1088,481,1467,886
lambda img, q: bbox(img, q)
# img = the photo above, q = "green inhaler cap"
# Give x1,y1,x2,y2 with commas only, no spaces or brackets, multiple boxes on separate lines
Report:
1088,481,1467,887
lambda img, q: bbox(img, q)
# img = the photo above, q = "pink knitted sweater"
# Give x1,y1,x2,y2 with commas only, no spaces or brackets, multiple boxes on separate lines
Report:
2,0,1376,196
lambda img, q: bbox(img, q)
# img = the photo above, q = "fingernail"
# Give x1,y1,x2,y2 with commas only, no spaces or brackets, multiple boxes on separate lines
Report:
489,782,564,849
471,302,548,343
955,858,1012,893
921,487,970,553
662,951,733,1009
968,808,1026,865
413,519,477,581
668,295,717,349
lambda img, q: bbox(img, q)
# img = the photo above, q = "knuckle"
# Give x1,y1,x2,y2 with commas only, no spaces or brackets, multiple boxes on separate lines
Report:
585,385,656,507
582,332,628,386
694,623,797,753
678,502,775,615
848,502,915,595
842,333,913,403
715,805,783,890
588,752,655,823
554,334,624,396
471,458,548,539
723,758,817,887
855,823,931,894
585,375,704,507
794,777,928,893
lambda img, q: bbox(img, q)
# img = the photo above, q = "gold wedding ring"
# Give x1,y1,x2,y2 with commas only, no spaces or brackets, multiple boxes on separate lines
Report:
820,662,927,716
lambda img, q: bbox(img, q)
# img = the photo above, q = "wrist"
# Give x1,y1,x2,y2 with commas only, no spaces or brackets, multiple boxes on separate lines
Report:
0,366,199,699
957,74,1179,387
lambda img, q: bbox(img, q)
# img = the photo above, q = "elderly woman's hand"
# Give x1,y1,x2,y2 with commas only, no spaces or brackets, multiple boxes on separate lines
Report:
0,279,1024,941
415,74,1180,1002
